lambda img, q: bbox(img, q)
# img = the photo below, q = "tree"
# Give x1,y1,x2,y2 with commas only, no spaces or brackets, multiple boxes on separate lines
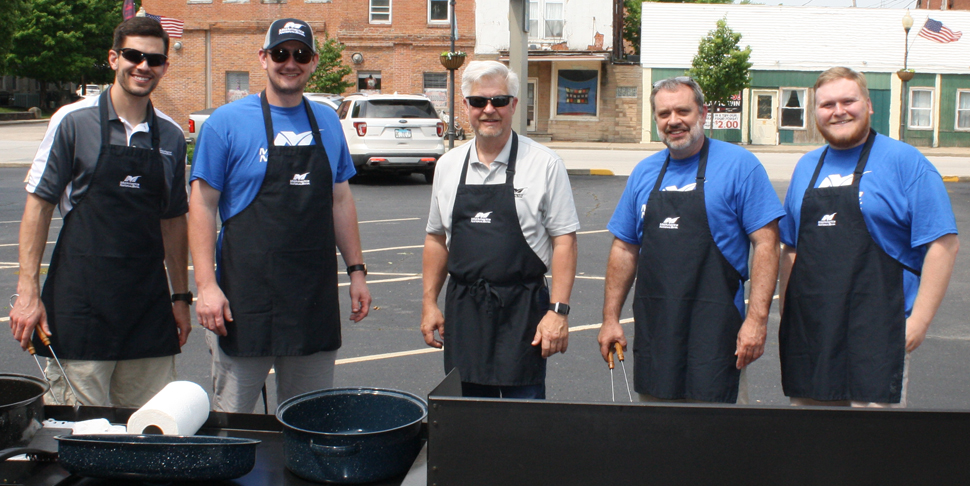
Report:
622,0,641,56
0,0,26,73
7,0,121,108
306,33,354,95
686,17,751,129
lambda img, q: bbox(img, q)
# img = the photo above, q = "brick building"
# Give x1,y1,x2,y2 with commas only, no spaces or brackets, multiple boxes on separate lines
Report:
142,0,476,134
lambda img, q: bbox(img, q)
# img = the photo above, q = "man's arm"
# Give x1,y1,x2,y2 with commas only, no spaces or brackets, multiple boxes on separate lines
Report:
598,237,639,361
161,214,191,347
736,221,780,369
531,232,577,358
778,244,796,316
420,233,449,348
187,180,232,336
332,181,371,323
10,194,55,349
906,233,959,352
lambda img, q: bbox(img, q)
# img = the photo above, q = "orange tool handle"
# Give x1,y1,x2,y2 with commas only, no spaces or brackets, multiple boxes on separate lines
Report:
37,330,51,347
27,341,37,355
607,349,615,369
614,343,625,362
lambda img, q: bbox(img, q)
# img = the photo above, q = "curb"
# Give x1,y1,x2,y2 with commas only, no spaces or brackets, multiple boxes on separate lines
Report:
567,169,615,176
942,176,970,182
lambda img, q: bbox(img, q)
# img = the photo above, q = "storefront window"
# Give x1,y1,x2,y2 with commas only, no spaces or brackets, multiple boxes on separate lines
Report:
780,88,806,129
226,72,249,103
556,70,598,117
957,90,970,131
909,88,933,129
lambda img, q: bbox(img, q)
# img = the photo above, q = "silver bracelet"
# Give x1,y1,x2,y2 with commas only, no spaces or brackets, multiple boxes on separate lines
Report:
9,293,19,308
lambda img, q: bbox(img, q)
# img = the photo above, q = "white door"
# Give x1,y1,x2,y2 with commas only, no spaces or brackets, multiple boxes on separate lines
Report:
527,79,537,132
751,90,778,145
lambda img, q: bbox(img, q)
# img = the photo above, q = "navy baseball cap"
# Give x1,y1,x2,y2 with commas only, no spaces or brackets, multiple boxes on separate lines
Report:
263,18,316,52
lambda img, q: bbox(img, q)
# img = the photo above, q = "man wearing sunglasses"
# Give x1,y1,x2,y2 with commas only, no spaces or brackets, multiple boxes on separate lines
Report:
598,76,783,403
189,18,371,413
10,17,190,408
421,61,579,399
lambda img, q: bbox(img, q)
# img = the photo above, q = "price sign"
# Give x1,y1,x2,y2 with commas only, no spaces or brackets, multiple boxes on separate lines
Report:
703,113,741,130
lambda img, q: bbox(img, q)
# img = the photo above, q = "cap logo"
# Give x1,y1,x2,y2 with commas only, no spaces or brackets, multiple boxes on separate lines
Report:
279,22,306,37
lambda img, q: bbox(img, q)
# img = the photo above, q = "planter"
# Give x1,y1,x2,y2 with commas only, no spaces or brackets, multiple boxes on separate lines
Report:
440,53,466,70
897,70,915,82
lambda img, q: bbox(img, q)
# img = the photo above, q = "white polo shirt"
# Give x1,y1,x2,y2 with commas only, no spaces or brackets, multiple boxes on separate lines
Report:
426,133,580,267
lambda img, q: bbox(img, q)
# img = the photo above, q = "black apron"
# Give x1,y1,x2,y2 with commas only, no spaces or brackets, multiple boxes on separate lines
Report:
443,133,550,386
37,91,178,360
632,138,745,403
218,92,340,357
780,130,909,403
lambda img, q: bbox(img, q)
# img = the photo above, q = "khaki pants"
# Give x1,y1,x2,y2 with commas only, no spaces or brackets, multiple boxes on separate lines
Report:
43,356,176,408
638,368,750,404
790,352,911,408
206,331,337,414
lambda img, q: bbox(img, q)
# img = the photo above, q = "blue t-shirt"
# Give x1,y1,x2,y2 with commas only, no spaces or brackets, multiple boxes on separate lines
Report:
190,94,356,278
780,133,957,314
608,139,785,315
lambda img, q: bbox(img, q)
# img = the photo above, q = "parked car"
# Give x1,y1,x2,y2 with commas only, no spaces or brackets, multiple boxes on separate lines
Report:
186,94,342,143
336,93,444,183
76,84,101,98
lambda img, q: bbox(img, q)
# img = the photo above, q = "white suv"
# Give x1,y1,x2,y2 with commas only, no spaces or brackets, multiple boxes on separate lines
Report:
337,93,445,182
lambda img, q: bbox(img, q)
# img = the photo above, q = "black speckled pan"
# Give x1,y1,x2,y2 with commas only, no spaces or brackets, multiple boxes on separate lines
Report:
55,434,260,481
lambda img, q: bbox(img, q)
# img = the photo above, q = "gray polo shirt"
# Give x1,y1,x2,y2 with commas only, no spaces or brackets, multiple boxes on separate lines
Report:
26,92,188,218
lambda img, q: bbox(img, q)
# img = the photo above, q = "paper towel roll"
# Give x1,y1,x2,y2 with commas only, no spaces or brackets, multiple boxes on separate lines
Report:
127,381,210,436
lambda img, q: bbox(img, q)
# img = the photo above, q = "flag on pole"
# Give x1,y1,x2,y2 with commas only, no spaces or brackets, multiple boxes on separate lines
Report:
146,13,184,38
918,18,962,44
123,0,136,20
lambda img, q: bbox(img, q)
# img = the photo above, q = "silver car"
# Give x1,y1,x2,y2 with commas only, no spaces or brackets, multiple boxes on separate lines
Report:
337,93,445,183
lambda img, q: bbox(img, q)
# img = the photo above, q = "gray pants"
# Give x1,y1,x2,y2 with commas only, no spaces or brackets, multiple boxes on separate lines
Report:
205,331,337,413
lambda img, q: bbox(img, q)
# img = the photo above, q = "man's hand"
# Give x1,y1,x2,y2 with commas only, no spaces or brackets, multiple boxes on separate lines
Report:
348,273,371,322
597,320,627,362
196,282,232,336
420,303,445,348
9,289,49,350
173,301,192,347
905,316,930,353
532,311,569,358
735,318,767,369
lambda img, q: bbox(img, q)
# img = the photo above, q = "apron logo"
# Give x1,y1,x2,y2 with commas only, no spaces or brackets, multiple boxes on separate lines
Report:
290,172,311,186
119,175,141,189
817,212,837,227
514,187,526,198
659,217,680,229
259,148,268,163
662,183,696,192
471,211,493,224
159,149,173,156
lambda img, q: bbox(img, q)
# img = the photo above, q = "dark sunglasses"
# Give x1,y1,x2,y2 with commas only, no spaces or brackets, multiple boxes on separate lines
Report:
267,46,315,64
465,95,514,108
116,48,168,67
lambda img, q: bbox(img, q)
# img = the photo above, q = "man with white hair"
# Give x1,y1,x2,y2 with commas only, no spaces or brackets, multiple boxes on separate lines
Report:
420,61,579,399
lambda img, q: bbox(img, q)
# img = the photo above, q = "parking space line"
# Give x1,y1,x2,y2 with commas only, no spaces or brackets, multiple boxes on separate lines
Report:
338,276,422,287
0,241,55,247
577,229,609,235
0,218,62,224
358,217,421,224
361,245,423,253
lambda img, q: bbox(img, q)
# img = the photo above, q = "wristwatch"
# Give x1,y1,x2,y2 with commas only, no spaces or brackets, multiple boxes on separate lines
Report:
347,264,368,276
550,302,570,316
172,292,194,305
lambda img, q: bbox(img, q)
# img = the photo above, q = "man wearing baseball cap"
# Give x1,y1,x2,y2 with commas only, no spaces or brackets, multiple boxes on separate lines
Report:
189,18,371,412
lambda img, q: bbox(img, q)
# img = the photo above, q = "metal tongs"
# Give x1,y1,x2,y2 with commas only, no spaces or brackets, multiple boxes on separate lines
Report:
27,329,84,412
607,342,633,402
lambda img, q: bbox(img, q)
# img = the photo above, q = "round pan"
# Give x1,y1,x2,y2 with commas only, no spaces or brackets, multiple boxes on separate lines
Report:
55,434,260,481
0,374,48,450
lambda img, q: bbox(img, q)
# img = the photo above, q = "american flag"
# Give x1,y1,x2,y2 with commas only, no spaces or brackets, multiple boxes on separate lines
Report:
146,13,184,38
918,18,962,44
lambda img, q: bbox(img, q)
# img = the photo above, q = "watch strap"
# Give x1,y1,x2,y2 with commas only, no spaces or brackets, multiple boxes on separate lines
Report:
347,264,367,276
172,292,193,305
551,302,570,316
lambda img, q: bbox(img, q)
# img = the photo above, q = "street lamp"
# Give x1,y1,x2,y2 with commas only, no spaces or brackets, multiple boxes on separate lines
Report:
899,10,914,142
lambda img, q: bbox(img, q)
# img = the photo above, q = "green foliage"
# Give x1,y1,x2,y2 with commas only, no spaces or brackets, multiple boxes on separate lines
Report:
7,0,121,85
306,33,354,95
686,17,751,110
0,0,26,72
622,0,641,56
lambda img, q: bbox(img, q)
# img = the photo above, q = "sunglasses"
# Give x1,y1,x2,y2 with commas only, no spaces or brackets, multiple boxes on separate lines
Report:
267,46,315,64
465,95,514,108
116,48,168,67
653,76,694,88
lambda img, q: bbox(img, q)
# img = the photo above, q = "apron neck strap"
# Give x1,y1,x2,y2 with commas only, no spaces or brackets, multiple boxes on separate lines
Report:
98,90,160,153
459,131,519,187
260,92,322,147
652,136,710,193
808,129,877,188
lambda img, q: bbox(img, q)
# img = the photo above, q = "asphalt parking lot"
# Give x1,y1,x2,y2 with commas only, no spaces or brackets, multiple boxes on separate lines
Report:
2,167,969,411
